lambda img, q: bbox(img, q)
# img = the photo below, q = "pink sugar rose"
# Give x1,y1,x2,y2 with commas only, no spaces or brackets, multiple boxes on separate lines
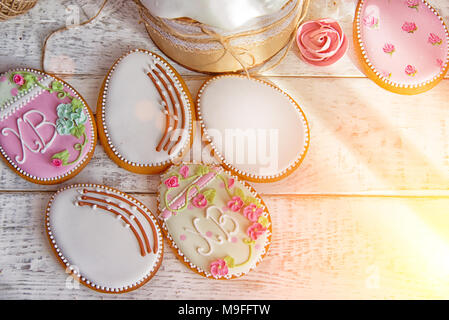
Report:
227,196,244,212
210,259,228,277
296,18,348,67
192,193,208,208
13,74,25,86
383,43,395,55
179,165,189,178
402,22,417,33
247,222,267,241
243,204,263,222
363,15,379,28
52,158,63,167
429,33,442,45
407,0,419,9
164,176,179,188
405,65,417,76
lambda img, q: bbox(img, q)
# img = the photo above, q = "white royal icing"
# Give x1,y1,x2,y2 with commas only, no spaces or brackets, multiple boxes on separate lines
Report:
141,0,290,31
47,184,163,292
101,49,192,168
197,75,309,181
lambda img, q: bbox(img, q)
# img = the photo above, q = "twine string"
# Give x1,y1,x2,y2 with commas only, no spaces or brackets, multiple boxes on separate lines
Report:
135,0,309,76
253,0,310,75
40,0,310,77
41,0,109,72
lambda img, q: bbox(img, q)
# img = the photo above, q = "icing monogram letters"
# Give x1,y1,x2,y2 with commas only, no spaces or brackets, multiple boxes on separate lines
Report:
1,110,57,164
184,206,239,256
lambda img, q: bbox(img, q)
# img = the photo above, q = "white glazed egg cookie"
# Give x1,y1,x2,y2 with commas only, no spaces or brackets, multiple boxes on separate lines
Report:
196,75,310,183
97,49,195,174
46,184,163,293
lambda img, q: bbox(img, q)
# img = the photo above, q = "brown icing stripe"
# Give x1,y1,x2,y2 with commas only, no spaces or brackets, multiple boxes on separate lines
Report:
152,68,179,151
147,71,171,152
156,64,186,155
77,201,146,257
81,195,152,254
83,189,159,253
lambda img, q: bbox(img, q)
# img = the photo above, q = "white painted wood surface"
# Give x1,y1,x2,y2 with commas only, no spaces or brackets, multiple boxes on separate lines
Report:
1,0,449,299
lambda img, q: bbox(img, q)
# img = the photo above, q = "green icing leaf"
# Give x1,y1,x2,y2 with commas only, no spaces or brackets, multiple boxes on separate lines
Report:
71,98,83,111
195,165,209,176
223,256,235,268
52,149,70,164
70,124,85,139
245,196,261,207
234,187,246,201
51,81,64,91
202,189,216,204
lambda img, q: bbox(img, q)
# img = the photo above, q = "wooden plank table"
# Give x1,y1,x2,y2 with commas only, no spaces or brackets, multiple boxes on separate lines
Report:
1,0,449,299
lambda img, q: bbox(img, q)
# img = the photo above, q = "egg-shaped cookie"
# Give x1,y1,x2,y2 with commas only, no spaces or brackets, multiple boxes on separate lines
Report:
158,163,271,279
45,184,163,293
354,0,449,94
0,68,96,184
97,49,195,174
196,75,310,183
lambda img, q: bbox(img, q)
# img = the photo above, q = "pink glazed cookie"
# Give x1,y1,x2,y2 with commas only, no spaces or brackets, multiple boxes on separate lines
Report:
0,69,97,184
354,0,449,94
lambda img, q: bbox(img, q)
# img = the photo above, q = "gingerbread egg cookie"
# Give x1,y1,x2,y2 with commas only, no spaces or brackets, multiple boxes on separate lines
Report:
0,69,96,184
46,184,163,293
354,0,449,94
97,49,195,174
197,75,309,183
158,163,271,279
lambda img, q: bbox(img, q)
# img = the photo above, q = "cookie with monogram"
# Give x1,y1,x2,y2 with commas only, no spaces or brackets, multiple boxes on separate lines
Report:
97,49,195,174
354,0,449,94
46,184,163,293
0,68,96,184
158,163,271,279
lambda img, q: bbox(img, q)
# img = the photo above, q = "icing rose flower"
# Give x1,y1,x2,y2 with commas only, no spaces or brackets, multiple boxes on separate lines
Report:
243,204,263,222
405,65,417,76
247,223,267,241
52,158,63,167
227,196,244,212
210,259,228,277
13,74,25,86
383,43,395,55
164,176,179,188
429,33,442,45
402,22,417,33
363,15,379,29
192,193,207,208
296,18,348,67
407,0,419,10
179,165,189,178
